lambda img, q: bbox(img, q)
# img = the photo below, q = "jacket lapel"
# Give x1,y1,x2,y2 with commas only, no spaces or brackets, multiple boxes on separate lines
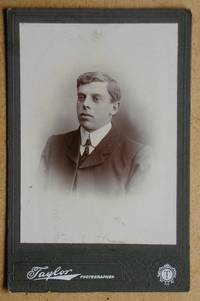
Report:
79,127,119,169
64,129,80,164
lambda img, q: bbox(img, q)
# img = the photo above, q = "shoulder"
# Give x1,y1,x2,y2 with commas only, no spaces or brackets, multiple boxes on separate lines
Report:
117,133,152,165
47,128,79,145
42,129,80,157
116,133,142,158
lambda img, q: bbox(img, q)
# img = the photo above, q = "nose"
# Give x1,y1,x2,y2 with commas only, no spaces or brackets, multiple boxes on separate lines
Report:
83,95,92,109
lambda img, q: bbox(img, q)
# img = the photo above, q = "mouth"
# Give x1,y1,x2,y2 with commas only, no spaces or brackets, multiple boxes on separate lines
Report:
80,113,94,118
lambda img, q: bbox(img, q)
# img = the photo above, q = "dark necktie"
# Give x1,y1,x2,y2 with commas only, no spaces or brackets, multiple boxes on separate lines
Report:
80,137,91,163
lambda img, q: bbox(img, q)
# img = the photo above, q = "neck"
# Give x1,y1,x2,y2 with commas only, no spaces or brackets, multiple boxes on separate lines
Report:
82,122,112,133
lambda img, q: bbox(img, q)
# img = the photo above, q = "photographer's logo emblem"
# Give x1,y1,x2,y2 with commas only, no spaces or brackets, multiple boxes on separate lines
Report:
157,264,176,286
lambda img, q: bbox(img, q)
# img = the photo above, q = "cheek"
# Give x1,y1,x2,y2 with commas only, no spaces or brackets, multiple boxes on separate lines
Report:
103,104,113,115
98,108,111,119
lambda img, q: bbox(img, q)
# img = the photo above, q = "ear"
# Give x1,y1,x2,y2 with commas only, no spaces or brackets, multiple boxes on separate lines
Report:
111,101,120,116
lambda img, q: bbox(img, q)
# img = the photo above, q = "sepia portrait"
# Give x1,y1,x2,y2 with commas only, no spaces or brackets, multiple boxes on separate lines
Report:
19,22,178,244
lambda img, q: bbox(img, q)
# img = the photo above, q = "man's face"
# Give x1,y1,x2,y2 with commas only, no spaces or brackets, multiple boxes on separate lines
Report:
77,82,119,132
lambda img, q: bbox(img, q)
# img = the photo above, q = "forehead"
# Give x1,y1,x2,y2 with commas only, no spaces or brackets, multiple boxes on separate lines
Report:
78,82,108,94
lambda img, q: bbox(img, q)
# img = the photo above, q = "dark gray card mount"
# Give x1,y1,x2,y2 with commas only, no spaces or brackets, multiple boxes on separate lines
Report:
6,8,191,292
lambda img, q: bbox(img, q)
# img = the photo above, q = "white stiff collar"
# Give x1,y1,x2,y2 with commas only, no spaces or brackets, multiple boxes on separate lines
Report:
80,122,112,147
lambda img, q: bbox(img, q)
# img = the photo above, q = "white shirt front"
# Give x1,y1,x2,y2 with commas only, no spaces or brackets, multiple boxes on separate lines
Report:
80,122,112,156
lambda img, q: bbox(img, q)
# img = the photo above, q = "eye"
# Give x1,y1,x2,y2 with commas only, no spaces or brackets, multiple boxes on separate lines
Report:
92,95,102,102
78,94,85,102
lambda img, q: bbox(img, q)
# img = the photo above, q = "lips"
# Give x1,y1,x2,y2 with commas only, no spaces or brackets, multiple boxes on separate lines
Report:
80,113,94,118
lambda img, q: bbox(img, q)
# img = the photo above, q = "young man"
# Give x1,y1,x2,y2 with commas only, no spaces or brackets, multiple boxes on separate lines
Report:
40,72,151,196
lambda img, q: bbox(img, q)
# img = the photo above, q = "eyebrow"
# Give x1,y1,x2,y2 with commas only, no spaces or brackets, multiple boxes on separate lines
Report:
92,93,102,97
78,92,102,95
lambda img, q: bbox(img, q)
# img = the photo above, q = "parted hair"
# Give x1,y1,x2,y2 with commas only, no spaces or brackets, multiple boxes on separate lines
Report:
77,72,121,103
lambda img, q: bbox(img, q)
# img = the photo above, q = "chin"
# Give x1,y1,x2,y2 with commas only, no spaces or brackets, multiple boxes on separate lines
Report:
80,122,95,132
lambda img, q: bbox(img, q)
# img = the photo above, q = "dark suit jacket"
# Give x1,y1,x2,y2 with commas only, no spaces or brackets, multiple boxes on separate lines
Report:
40,127,151,196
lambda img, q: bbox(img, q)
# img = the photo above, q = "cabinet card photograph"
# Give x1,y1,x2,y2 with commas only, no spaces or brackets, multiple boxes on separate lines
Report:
6,9,191,292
